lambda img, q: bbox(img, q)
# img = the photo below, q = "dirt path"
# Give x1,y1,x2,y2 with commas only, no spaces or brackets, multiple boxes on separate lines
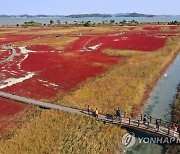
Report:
82,36,98,51
0,46,16,64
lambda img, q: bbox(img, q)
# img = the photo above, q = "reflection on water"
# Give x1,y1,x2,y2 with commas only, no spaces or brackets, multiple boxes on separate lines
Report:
127,141,164,154
126,128,165,154
127,54,180,154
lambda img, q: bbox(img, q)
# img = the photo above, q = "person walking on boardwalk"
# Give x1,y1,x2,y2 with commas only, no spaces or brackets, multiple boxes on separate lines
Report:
88,105,91,115
155,119,160,131
95,108,98,117
143,115,147,124
116,108,122,121
173,124,178,137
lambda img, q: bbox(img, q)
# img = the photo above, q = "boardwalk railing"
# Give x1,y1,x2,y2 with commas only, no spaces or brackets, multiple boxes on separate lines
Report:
0,92,179,140
108,113,179,139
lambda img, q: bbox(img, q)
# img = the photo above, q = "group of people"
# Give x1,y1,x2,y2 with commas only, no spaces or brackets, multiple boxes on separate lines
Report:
88,105,98,117
143,115,179,136
143,115,161,130
87,106,179,137
87,105,122,120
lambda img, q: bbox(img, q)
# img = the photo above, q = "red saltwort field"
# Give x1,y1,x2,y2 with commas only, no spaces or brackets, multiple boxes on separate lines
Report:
0,26,173,136
0,34,40,45
143,26,161,31
1,33,166,99
0,97,29,137
0,49,12,61
0,98,26,118
169,26,179,30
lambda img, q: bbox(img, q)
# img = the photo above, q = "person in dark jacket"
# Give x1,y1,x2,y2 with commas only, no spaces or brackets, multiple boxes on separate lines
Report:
155,119,160,131
143,115,147,124
87,105,91,115
116,108,122,121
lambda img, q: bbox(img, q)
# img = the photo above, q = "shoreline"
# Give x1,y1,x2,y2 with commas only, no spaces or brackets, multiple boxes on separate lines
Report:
172,84,180,127
135,50,180,118
0,18,180,27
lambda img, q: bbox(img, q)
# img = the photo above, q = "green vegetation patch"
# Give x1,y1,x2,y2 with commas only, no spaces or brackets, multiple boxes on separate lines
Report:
13,36,78,50
103,49,146,56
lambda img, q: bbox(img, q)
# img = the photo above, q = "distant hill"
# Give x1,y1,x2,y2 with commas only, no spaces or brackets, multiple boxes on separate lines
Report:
1,13,179,18
65,14,112,18
0,14,14,18
115,13,155,17
19,14,34,18
113,13,130,17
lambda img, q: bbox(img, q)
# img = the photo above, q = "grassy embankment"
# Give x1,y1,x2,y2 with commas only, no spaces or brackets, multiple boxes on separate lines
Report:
165,85,180,154
13,36,78,50
55,36,180,117
0,29,20,35
19,26,118,35
0,106,39,140
0,111,125,154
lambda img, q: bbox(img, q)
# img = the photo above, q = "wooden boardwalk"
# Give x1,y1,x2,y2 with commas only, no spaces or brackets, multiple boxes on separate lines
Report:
0,91,179,140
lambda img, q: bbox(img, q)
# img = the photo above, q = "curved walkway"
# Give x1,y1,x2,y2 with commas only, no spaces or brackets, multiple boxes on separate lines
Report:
82,36,98,51
0,91,179,140
0,46,17,64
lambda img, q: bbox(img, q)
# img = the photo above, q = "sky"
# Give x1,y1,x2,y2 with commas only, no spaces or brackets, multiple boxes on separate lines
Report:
0,0,180,15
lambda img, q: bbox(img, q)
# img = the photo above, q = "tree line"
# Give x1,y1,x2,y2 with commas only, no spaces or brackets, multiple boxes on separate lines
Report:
19,20,179,27
18,19,139,27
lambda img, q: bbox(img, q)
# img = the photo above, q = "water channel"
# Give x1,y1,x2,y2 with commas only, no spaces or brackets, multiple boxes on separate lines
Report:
127,54,180,154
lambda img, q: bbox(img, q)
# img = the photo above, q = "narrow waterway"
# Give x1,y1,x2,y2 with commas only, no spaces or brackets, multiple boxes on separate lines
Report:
127,54,180,154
